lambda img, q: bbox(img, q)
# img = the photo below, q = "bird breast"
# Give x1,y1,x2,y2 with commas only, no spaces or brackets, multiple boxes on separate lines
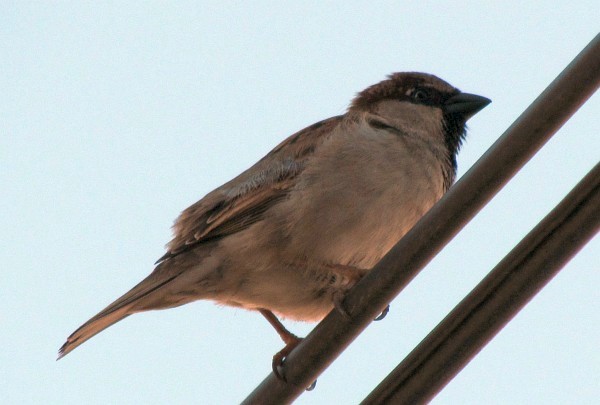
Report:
279,118,447,270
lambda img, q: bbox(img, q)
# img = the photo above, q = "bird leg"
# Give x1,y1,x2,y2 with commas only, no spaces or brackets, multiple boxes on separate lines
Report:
334,292,390,321
325,264,366,318
325,265,391,321
259,309,302,381
259,309,317,390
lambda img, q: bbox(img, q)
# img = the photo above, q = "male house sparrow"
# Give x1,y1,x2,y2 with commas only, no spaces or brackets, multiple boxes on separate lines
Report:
59,72,490,376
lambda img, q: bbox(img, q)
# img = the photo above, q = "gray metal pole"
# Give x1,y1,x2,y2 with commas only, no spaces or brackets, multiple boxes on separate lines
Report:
241,34,600,405
361,162,600,405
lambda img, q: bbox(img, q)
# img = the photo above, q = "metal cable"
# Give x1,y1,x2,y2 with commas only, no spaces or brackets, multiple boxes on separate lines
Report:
242,34,600,405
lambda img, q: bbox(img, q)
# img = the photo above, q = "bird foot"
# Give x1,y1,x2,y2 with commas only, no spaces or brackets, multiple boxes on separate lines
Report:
272,335,302,382
271,337,317,391
374,304,390,321
332,290,352,319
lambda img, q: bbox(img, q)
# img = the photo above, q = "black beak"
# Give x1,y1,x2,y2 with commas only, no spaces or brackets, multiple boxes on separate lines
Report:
445,92,491,120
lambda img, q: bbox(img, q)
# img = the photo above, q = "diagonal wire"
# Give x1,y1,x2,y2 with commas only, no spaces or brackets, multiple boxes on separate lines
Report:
241,33,600,405
361,162,600,404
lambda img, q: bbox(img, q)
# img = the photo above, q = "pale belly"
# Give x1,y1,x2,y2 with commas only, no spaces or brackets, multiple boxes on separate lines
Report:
209,128,447,320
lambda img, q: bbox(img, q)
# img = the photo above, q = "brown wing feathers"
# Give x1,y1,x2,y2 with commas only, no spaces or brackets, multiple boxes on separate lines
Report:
159,116,342,263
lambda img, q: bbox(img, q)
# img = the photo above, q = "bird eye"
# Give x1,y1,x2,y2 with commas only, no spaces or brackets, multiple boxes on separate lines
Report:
412,89,429,101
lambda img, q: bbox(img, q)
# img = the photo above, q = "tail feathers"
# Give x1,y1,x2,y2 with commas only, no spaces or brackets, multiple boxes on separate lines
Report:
58,271,180,360
57,306,131,360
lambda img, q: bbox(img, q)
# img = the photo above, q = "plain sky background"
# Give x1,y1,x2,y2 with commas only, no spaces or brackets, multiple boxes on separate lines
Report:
2,2,598,404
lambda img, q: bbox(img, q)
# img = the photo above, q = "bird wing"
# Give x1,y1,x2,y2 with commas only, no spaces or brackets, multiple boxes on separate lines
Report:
158,116,342,263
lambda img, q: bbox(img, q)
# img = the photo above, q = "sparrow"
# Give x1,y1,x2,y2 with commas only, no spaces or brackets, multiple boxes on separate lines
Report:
59,72,490,378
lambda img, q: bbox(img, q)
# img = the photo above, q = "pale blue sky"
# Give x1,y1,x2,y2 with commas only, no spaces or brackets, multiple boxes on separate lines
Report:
2,2,598,404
